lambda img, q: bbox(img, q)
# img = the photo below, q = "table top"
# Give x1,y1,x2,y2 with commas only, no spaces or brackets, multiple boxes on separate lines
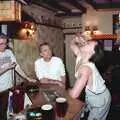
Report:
26,84,85,120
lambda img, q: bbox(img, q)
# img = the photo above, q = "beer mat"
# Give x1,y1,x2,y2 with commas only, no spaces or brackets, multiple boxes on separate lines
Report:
26,107,42,119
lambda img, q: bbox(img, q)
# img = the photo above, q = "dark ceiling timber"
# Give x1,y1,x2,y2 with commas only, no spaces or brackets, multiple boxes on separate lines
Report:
94,3,120,9
85,0,120,10
23,0,120,17
56,12,82,17
36,0,71,13
64,0,86,13
26,0,86,17
30,0,60,12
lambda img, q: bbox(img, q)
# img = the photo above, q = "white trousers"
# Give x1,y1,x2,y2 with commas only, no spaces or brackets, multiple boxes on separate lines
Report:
86,89,111,120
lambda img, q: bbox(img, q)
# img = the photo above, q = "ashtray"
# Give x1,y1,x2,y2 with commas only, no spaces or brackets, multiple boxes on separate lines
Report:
27,107,42,120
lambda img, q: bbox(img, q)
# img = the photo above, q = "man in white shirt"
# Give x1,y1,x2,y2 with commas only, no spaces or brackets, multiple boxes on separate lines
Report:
35,42,66,88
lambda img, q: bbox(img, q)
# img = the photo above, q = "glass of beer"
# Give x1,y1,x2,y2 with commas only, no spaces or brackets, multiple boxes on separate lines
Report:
55,97,68,120
41,104,55,120
12,89,24,114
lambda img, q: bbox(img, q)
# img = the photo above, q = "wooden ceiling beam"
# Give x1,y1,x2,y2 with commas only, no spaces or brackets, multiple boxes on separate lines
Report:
56,11,82,17
64,0,86,13
52,3,71,13
32,0,71,13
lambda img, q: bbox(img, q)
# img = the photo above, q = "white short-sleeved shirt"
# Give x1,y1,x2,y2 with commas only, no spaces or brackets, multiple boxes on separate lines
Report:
0,49,17,92
35,56,66,81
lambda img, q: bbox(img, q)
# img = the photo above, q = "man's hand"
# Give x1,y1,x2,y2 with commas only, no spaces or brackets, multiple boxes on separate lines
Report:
26,77,37,83
55,81,65,89
39,78,65,89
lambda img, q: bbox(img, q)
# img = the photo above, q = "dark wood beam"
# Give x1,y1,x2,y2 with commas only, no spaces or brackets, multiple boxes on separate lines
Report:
31,1,57,12
52,3,71,13
95,3,120,9
64,0,86,13
56,12,82,17
31,0,71,13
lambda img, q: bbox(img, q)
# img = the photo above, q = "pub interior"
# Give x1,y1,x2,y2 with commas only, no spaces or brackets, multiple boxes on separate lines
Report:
0,0,120,120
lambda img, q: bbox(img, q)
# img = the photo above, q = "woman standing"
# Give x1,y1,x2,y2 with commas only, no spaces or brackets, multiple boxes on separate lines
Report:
69,35,111,120
0,34,36,119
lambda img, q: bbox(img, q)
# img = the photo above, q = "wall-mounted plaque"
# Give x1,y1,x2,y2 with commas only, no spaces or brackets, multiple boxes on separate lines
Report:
0,0,21,21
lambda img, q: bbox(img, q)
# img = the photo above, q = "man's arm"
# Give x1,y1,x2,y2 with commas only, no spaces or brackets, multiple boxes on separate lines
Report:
39,77,66,89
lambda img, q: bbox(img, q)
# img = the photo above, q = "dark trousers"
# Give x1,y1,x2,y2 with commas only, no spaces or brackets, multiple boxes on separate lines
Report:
0,90,9,120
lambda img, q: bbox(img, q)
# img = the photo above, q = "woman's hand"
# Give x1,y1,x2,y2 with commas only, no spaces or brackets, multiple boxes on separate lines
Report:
75,33,89,47
1,62,16,69
9,62,17,69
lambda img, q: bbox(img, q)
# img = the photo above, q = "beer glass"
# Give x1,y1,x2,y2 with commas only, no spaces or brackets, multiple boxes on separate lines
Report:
55,97,68,120
12,89,24,114
41,104,55,120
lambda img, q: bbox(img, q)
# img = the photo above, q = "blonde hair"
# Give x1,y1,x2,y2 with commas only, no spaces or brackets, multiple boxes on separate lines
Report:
81,33,92,41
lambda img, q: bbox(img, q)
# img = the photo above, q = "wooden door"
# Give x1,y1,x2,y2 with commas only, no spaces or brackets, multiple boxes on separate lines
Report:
65,35,76,87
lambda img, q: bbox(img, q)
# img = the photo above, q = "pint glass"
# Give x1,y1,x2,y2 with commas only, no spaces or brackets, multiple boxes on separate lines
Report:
55,97,68,119
41,104,55,120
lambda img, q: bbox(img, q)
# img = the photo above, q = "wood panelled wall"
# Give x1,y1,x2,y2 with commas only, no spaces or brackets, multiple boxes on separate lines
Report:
13,4,65,80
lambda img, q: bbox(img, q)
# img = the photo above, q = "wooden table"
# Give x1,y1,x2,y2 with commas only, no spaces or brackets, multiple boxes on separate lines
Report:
26,84,85,120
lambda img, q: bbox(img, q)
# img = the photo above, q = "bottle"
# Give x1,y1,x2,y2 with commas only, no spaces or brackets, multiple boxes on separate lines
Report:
7,91,14,119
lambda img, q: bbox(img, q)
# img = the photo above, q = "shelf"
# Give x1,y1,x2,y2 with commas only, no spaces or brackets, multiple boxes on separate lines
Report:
92,34,117,40
63,26,82,29
36,22,63,29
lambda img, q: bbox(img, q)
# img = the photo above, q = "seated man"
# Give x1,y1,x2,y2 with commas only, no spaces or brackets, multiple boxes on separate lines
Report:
34,42,66,89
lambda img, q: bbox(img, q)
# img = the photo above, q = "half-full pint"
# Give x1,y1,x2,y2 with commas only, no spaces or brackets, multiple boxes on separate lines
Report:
56,97,68,118
41,104,55,120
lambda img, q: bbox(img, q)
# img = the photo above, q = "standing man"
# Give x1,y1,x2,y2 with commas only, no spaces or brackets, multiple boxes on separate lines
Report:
35,42,66,88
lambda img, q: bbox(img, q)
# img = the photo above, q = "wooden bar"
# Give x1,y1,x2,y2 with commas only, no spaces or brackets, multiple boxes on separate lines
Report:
1,83,84,120
27,84,85,120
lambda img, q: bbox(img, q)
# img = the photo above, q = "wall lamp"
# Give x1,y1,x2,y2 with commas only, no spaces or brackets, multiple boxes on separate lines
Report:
19,21,36,40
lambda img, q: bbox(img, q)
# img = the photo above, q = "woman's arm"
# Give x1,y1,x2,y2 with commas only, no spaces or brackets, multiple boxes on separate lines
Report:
0,62,16,76
70,36,81,55
70,34,88,55
69,66,92,99
15,65,36,83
